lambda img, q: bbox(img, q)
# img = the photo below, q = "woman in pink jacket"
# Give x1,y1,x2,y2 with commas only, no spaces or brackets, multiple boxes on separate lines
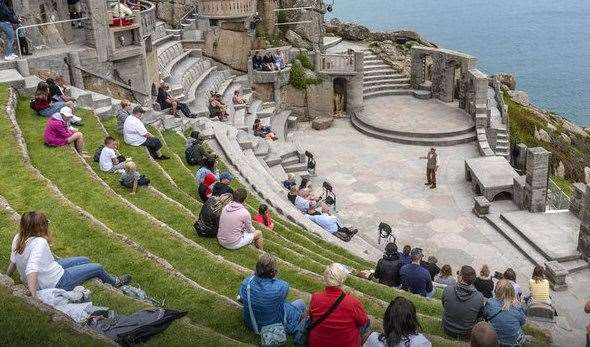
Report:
217,188,264,250
43,106,85,155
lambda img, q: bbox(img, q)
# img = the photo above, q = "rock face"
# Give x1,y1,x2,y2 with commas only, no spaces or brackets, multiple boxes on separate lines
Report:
282,0,325,48
507,90,530,107
495,73,517,90
312,116,334,130
369,41,409,74
535,128,551,142
285,30,313,50
325,18,371,41
205,28,253,72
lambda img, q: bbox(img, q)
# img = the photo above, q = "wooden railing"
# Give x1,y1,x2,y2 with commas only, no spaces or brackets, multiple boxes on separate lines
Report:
319,53,356,74
197,0,256,19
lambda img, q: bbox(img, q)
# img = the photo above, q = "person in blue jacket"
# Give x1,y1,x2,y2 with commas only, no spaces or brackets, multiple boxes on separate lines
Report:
483,279,527,346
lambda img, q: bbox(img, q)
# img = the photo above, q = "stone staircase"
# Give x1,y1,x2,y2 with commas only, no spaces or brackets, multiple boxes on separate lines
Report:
362,51,431,100
0,61,26,90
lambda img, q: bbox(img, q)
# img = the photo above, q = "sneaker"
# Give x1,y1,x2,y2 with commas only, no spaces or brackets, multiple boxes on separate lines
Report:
430,184,436,189
4,54,17,61
115,274,132,287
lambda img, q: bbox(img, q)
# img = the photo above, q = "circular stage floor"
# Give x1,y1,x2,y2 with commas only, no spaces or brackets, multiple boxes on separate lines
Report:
361,95,475,135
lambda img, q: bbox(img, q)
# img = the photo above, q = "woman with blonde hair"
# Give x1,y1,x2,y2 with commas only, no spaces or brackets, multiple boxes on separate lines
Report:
6,212,130,298
194,193,232,237
308,263,370,347
483,279,526,346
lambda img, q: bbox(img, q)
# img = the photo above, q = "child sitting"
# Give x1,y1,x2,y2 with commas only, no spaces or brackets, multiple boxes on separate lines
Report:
282,173,296,190
99,136,126,172
254,204,274,230
120,161,149,193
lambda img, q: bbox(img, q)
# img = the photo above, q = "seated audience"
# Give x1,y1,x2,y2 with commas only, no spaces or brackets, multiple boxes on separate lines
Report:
287,185,298,204
157,83,195,118
198,172,217,203
400,248,433,297
306,200,321,216
294,188,312,211
32,82,66,117
253,119,277,140
123,106,169,160
434,264,456,287
48,76,75,103
474,264,494,299
306,205,357,242
212,171,234,196
116,99,132,134
442,265,485,339
528,265,551,305
195,157,217,185
373,242,402,288
217,188,263,250
208,93,228,121
252,53,263,70
120,160,149,193
308,263,369,347
298,177,310,191
483,279,526,346
274,49,287,70
363,296,431,347
283,173,297,190
401,245,412,265
420,255,440,280
254,204,273,230
262,53,276,71
194,193,232,237
6,212,131,297
232,90,250,114
239,253,305,337
470,322,499,347
43,106,85,155
99,136,126,172
502,268,522,301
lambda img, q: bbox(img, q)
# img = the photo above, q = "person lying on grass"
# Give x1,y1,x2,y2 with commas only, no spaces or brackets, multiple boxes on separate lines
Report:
6,211,131,298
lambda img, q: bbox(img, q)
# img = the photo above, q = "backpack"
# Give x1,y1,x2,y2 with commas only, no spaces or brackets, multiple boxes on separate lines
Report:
93,145,104,163
185,144,198,166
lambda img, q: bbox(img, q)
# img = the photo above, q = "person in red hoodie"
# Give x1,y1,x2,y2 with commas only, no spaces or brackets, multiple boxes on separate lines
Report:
308,263,370,347
254,204,273,230
198,172,217,203
43,106,85,155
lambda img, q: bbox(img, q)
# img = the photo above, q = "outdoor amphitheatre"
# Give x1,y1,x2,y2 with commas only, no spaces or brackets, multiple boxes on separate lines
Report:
0,0,589,346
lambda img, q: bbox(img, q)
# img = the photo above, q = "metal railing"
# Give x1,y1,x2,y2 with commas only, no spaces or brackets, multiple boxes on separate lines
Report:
319,53,356,74
547,177,571,210
15,17,89,58
197,0,256,19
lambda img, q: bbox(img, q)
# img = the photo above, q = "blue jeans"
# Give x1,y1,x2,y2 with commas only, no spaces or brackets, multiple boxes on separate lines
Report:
39,101,65,117
0,22,14,57
55,256,117,290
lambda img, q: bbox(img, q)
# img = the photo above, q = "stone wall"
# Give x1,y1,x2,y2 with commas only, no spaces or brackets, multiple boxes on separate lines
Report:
204,28,254,71
306,79,332,120
154,0,192,26
281,0,325,50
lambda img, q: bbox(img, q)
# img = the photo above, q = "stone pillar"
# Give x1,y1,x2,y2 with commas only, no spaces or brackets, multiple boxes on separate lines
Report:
67,52,84,88
346,51,364,113
514,143,527,172
410,50,424,88
513,176,525,209
85,0,110,62
569,183,586,219
578,184,590,260
523,147,550,213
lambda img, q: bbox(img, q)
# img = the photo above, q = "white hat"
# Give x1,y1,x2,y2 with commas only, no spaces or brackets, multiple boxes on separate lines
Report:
60,106,74,119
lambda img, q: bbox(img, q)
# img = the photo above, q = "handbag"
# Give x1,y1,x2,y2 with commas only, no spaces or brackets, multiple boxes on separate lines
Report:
247,277,287,347
293,292,346,346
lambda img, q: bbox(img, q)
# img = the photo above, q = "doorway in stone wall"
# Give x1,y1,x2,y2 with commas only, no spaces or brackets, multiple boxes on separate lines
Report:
452,62,462,100
333,77,347,116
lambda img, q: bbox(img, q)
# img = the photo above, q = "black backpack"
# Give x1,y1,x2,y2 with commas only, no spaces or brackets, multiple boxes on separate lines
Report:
185,143,199,166
93,145,104,163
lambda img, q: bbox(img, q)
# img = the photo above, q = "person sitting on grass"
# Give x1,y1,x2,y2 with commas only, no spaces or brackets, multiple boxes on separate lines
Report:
527,265,552,306
6,211,131,297
239,253,305,338
99,136,126,172
483,279,526,346
420,255,440,281
306,205,358,242
198,172,217,203
212,171,234,196
400,248,433,298
195,157,217,186
502,268,522,301
123,106,169,160
32,81,66,117
283,173,296,190
373,242,403,288
194,193,232,237
434,264,457,287
116,99,132,134
48,76,75,103
156,83,196,118
470,322,499,347
254,204,274,230
474,264,494,299
43,106,86,156
363,296,431,347
217,188,263,250
232,90,250,114
442,265,485,339
253,119,278,141
186,131,217,166
401,245,412,266
120,160,149,194
308,263,369,347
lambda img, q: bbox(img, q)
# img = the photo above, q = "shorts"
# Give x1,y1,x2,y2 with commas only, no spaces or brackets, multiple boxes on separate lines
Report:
223,232,255,250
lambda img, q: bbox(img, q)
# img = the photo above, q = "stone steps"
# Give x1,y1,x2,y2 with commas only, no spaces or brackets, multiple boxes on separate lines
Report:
0,68,25,89
363,89,431,100
561,259,590,274
351,113,476,146
363,77,409,87
363,83,411,94
363,72,407,82
271,110,291,141
363,62,391,70
363,65,397,73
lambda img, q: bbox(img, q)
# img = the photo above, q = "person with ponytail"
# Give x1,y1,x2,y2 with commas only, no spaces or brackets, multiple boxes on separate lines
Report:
363,296,431,347
6,212,131,298
254,204,274,230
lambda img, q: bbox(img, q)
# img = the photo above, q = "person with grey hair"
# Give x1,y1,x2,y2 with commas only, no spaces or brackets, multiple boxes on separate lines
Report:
470,322,499,347
399,248,434,297
308,263,369,347
238,253,305,337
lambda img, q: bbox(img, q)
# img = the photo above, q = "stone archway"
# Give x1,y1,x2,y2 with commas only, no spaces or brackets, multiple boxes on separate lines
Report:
333,77,347,116
493,191,512,201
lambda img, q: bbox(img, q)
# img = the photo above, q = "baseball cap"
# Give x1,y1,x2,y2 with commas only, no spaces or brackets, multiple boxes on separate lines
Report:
60,106,74,119
219,171,233,181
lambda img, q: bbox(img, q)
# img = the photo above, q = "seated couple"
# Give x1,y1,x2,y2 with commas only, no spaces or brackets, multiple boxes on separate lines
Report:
252,119,277,141
156,83,196,118
6,212,131,299
208,92,228,122
33,81,82,125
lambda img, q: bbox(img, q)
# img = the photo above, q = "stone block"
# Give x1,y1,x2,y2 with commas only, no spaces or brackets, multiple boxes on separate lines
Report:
526,302,555,321
473,196,490,217
514,143,528,172
545,261,568,291
513,176,525,209
311,117,334,130
475,114,488,128
569,183,586,219
525,147,550,188
578,224,590,260
524,185,547,213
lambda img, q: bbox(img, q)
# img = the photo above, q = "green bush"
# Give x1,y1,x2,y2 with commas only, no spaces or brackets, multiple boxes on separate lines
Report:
289,61,321,90
295,51,314,70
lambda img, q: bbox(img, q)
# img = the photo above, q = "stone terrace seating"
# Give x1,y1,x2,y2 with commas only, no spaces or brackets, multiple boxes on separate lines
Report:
157,41,184,76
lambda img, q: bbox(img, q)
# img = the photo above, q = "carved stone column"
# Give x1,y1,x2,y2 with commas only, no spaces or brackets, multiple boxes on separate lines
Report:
523,147,550,213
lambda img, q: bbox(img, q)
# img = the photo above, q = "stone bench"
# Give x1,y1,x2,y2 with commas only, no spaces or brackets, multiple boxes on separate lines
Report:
526,302,555,322
473,196,490,217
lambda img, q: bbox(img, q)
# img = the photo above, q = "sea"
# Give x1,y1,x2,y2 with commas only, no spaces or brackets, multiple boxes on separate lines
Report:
328,0,590,126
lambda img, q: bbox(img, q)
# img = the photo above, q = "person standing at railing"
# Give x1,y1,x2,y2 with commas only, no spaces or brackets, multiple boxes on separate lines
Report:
0,0,20,61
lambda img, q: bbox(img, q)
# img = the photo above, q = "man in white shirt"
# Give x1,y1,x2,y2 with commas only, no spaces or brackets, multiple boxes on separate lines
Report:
99,136,126,172
123,106,169,160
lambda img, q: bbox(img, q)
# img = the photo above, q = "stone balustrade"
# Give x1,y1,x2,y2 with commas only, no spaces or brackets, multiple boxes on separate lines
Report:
197,0,257,19
318,53,356,75
138,0,156,38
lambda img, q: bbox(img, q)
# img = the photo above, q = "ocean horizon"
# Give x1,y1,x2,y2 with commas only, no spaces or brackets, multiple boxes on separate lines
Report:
328,0,590,126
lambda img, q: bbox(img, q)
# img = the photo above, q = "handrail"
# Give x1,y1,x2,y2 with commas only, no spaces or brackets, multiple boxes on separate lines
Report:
71,64,150,97
176,4,198,28
15,17,89,59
